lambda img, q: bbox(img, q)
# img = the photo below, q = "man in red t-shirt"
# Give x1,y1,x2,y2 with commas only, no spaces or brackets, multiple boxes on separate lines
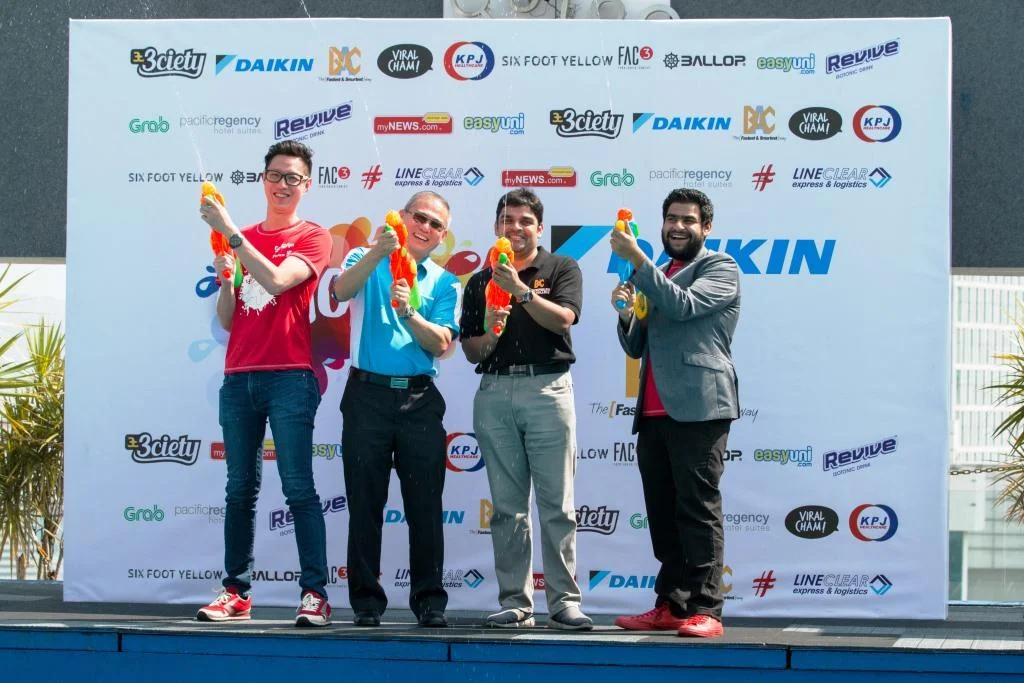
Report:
608,188,740,639
195,141,333,627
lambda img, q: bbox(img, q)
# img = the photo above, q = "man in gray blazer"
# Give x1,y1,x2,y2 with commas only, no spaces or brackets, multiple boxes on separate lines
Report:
608,188,739,639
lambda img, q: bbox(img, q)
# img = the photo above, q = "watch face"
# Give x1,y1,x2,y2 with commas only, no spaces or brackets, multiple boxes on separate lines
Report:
229,234,243,248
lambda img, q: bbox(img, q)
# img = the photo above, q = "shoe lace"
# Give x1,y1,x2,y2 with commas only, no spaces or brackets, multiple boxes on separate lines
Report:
687,614,714,625
213,589,237,605
301,592,323,611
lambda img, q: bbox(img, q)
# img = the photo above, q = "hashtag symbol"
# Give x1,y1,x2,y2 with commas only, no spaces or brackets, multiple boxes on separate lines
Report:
751,164,775,192
361,164,383,190
751,570,776,597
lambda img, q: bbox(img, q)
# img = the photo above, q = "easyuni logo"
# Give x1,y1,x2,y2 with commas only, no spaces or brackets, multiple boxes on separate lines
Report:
588,570,656,590
575,505,620,535
130,47,206,78
216,55,314,74
378,44,433,79
549,108,623,139
446,432,484,472
788,107,843,141
785,505,839,539
444,41,495,80
849,504,898,542
853,105,902,143
823,435,898,475
125,433,200,465
826,39,899,78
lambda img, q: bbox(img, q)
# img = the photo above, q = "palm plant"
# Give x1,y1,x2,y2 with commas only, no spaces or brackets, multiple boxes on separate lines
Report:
990,319,1024,523
0,264,33,396
0,321,65,579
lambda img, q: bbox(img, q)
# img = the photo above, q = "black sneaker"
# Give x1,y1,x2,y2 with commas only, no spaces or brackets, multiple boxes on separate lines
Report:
354,610,381,627
418,610,448,628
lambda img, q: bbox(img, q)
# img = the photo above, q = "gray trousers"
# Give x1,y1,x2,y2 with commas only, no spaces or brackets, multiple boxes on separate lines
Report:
473,370,582,614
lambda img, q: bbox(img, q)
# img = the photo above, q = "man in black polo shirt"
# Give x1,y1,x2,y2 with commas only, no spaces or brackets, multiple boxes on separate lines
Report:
460,188,591,631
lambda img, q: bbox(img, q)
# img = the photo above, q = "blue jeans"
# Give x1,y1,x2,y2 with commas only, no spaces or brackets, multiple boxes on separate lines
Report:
219,370,328,599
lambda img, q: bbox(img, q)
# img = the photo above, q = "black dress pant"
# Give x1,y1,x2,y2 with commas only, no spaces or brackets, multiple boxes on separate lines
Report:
341,375,448,617
636,416,730,618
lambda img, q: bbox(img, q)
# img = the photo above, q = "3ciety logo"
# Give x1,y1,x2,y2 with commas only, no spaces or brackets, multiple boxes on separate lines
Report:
216,54,314,74
444,41,495,81
274,102,352,141
736,105,784,141
123,505,165,522
374,113,452,135
446,432,484,472
618,45,654,69
270,494,347,534
125,433,200,465
633,113,731,133
575,505,620,534
823,435,898,476
378,44,433,79
849,504,898,542
317,165,351,189
663,53,746,69
588,570,656,591
785,505,839,539
826,39,899,79
788,107,842,141
322,46,368,83
501,167,576,188
129,117,170,134
394,166,483,189
853,105,902,143
549,108,623,139
130,47,206,78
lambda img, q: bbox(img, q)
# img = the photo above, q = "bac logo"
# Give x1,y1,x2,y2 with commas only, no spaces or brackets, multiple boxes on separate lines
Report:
446,432,485,472
444,41,495,81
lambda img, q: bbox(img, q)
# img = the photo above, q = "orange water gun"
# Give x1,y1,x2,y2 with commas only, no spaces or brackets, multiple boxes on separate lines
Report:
614,208,646,318
485,237,514,335
200,182,242,287
384,210,421,310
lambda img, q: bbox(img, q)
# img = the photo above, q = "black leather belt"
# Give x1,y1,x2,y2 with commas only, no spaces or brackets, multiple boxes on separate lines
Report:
489,361,570,377
350,367,432,390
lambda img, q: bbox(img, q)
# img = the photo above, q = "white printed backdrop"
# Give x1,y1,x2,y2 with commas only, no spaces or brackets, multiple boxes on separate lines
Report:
65,17,951,617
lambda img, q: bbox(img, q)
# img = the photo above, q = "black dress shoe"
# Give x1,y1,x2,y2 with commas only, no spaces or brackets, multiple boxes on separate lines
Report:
354,610,381,627
418,610,448,627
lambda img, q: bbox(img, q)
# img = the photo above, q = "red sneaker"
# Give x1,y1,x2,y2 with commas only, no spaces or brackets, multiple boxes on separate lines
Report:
677,614,724,638
614,603,687,631
196,587,252,622
295,590,332,627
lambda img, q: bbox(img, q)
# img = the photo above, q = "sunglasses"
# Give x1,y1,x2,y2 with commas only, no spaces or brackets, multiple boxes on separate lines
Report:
409,210,446,232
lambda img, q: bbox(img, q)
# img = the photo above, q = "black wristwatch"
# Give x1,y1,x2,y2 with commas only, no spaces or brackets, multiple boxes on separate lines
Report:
228,233,244,249
518,288,534,304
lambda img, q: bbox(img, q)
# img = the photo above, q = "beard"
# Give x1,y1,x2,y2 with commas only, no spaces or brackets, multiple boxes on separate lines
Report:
662,229,704,262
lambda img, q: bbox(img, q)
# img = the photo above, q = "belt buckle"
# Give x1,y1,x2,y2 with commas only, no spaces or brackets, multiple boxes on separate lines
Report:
508,364,528,376
389,377,410,389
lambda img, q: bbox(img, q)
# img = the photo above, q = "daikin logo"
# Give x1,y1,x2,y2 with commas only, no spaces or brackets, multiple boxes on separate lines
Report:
216,55,314,74
633,113,731,132
588,570,656,590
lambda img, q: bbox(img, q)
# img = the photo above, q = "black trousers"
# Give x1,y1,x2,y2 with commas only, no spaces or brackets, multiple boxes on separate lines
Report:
341,375,448,617
636,416,730,618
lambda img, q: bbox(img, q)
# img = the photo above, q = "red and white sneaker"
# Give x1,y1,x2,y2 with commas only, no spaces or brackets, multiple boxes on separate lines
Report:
196,587,252,622
614,603,688,631
677,614,724,638
295,590,331,627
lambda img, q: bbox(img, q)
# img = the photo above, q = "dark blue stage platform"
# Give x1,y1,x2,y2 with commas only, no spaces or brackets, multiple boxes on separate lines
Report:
2,581,1022,682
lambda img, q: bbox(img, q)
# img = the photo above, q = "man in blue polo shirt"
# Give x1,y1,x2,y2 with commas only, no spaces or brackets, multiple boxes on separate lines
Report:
331,190,461,628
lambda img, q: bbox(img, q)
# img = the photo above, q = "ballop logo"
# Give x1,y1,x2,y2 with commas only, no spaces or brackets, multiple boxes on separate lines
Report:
849,504,898,541
446,432,485,472
444,41,495,81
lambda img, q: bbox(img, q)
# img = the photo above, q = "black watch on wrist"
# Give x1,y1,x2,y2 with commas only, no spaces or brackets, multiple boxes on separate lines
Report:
518,288,534,304
228,233,243,249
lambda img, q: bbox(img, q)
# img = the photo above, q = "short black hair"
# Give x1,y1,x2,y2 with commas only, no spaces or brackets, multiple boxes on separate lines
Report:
662,188,714,225
495,187,543,224
264,140,313,176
